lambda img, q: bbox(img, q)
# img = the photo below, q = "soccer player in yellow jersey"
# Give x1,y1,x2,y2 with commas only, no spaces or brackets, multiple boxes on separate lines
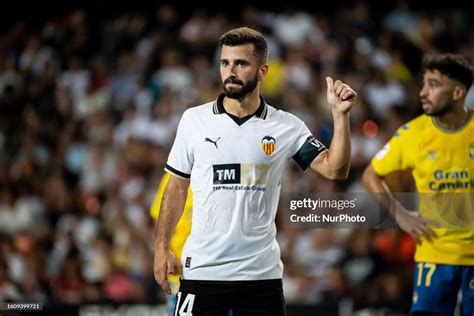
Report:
151,173,192,315
363,53,473,315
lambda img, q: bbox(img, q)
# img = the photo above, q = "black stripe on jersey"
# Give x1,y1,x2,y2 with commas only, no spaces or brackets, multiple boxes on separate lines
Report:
292,136,327,171
213,93,268,121
165,164,191,179
226,112,255,126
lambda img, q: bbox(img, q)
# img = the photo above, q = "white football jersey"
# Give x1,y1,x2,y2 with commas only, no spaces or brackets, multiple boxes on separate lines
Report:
165,94,326,280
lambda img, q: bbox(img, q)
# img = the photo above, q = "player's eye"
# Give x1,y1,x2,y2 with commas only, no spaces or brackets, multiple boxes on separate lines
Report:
427,80,438,88
236,61,248,67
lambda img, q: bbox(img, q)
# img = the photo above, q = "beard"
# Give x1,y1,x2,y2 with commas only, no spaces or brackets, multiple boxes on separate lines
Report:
422,99,453,116
223,73,259,99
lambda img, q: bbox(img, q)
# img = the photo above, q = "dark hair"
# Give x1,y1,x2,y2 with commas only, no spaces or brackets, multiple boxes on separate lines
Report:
422,53,473,89
219,27,268,66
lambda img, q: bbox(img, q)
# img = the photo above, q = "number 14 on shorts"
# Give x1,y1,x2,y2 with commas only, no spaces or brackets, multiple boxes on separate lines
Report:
175,293,195,316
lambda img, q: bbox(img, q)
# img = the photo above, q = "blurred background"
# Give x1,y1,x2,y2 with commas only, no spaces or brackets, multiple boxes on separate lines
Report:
0,0,472,315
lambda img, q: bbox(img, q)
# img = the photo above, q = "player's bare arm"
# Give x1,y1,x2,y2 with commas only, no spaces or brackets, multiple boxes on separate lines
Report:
310,77,357,180
362,165,438,244
154,174,190,294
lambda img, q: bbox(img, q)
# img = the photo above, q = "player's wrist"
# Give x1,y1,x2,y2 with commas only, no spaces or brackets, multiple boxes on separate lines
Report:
331,109,351,119
154,242,171,252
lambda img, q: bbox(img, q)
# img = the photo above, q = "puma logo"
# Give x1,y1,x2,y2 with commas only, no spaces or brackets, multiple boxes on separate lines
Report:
205,137,221,149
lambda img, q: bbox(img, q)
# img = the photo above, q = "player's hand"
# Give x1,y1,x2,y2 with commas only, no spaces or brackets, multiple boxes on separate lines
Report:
326,77,357,114
396,208,438,245
154,247,180,295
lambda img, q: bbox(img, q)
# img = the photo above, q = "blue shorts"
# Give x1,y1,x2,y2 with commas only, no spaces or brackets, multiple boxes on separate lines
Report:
411,262,474,315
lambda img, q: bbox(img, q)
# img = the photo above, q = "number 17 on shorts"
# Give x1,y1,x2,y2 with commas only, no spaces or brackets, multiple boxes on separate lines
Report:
411,262,474,315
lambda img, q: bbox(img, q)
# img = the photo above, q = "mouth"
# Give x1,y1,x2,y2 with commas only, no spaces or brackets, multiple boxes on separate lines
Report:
226,82,242,88
224,78,243,86
421,100,431,108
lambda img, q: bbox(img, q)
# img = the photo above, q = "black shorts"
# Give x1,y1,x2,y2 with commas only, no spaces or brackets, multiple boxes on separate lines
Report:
174,279,286,316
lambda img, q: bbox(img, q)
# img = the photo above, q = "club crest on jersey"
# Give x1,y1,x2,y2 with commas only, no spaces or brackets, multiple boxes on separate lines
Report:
261,136,276,156
470,143,474,159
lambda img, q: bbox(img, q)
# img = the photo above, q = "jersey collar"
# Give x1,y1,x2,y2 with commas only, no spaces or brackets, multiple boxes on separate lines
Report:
432,108,472,133
213,93,268,121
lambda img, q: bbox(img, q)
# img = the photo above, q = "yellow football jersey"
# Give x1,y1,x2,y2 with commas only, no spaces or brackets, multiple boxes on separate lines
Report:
371,110,474,265
151,172,192,281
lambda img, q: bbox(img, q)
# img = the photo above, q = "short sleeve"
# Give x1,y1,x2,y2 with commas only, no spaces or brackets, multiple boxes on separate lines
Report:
371,124,413,176
165,110,194,179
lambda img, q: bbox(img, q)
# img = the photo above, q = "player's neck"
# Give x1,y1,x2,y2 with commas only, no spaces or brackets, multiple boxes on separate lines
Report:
434,106,469,130
223,90,260,118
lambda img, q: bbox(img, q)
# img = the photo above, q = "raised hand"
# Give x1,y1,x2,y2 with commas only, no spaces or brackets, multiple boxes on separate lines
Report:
326,77,357,114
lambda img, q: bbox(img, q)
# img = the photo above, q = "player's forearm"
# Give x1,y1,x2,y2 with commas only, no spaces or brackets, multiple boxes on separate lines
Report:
325,111,351,179
362,166,405,218
154,177,188,250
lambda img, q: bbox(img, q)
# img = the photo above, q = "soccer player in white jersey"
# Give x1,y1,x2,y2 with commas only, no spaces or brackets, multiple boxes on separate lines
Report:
154,27,357,316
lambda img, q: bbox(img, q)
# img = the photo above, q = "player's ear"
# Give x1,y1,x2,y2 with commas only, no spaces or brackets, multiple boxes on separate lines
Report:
258,64,268,81
452,84,466,101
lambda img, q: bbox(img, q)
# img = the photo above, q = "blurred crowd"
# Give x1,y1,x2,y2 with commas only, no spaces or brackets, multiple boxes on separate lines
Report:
0,0,473,309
